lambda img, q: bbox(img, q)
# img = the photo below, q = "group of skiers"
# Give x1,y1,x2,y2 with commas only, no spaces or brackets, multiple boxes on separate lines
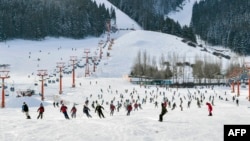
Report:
57,101,106,120
21,98,142,120
22,102,44,119
21,98,213,121
22,84,247,122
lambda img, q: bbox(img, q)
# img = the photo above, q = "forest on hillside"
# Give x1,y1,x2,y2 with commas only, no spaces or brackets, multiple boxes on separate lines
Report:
191,0,250,55
2,0,249,54
107,0,197,43
0,0,196,43
0,0,115,40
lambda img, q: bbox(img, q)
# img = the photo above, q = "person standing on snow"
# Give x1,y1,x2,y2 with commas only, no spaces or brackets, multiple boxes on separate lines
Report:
91,101,95,109
159,102,167,122
83,104,92,118
134,102,139,111
37,103,45,119
60,104,70,119
70,105,77,118
171,102,176,110
126,103,133,116
154,101,158,108
95,104,105,118
110,102,116,116
22,102,31,119
236,98,239,106
206,102,213,116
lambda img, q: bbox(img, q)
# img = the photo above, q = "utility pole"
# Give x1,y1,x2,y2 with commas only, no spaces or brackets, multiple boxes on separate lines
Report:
0,67,10,108
98,40,104,59
70,56,77,88
231,80,235,93
245,62,250,101
84,49,90,77
37,70,48,101
228,68,242,95
237,79,240,97
57,62,65,94
92,56,97,72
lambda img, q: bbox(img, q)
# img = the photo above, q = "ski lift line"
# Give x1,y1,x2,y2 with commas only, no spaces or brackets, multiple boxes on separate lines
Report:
160,56,233,59
0,64,10,68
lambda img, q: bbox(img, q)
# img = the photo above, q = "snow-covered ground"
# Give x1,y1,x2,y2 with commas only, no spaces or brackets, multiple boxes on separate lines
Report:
0,0,250,141
1,29,250,141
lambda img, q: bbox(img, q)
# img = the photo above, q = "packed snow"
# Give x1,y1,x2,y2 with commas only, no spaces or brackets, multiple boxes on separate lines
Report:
0,0,250,141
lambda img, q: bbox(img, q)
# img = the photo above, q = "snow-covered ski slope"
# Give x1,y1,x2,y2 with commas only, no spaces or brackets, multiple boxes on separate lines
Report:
1,0,250,141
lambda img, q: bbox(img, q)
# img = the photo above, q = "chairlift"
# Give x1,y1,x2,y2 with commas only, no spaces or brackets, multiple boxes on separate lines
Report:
10,86,15,92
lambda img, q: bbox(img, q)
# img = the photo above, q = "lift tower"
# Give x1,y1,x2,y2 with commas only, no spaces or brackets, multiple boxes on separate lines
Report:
245,62,250,101
57,62,65,94
37,70,48,101
0,65,10,108
84,49,90,77
70,56,77,88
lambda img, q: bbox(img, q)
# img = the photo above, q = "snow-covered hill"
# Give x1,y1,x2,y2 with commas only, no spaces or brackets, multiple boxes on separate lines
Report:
93,0,142,30
1,31,250,141
0,29,237,83
0,1,250,141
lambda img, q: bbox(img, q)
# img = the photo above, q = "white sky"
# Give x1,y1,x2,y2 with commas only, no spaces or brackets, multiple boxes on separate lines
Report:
0,0,250,141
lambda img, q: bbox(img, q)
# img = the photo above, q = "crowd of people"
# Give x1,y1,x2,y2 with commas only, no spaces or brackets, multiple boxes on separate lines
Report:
21,82,241,121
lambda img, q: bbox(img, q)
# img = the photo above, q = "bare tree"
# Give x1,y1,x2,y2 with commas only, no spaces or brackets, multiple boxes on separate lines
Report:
193,55,204,84
159,53,165,70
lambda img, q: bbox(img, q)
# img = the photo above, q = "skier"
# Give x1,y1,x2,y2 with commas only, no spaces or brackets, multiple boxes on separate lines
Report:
180,104,183,111
197,98,201,108
95,104,105,118
56,102,59,107
159,102,167,122
83,104,92,118
236,98,239,106
85,99,89,105
232,96,235,102
171,102,176,110
22,102,31,119
91,101,95,109
206,102,213,116
117,102,122,112
211,97,215,106
154,101,158,108
126,103,133,116
37,103,45,119
134,102,139,111
110,102,116,116
187,100,191,108
60,104,70,119
138,103,143,109
70,105,77,118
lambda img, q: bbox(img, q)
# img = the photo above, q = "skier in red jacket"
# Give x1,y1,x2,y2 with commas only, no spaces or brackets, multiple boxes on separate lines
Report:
60,104,70,119
110,103,116,116
37,103,45,119
127,103,132,116
70,105,77,118
206,102,213,116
